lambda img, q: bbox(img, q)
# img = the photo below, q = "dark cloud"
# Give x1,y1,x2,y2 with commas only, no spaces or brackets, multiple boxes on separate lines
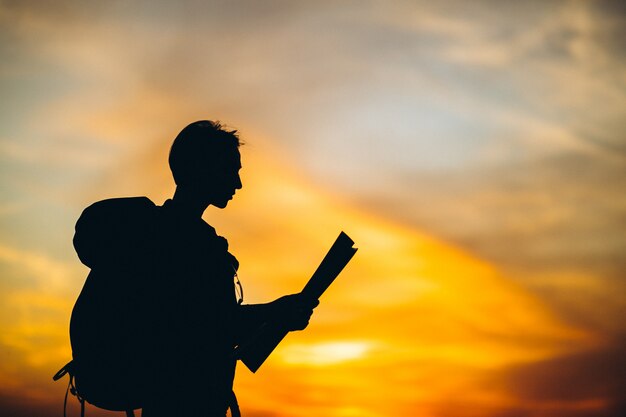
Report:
593,0,626,28
424,336,626,416
484,338,626,416
0,394,123,417
594,0,626,15
0,396,56,417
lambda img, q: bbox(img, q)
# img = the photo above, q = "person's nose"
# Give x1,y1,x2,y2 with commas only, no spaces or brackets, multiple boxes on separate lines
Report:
235,174,242,190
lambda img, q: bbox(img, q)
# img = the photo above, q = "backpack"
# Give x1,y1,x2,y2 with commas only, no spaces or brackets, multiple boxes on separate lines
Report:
53,197,157,417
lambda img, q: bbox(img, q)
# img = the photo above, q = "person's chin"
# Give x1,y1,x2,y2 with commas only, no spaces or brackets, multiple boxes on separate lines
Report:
213,196,233,209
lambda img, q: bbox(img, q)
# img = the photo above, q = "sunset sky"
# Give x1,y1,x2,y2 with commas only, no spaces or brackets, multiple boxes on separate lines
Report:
1,1,625,416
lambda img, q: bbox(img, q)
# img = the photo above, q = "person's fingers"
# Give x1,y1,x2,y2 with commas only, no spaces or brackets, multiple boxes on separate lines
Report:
288,309,313,330
292,318,310,331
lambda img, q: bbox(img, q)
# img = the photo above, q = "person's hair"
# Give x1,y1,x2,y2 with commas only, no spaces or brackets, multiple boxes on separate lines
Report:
169,120,242,186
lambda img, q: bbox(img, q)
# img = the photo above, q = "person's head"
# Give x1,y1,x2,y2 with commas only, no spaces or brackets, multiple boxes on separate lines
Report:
169,120,242,208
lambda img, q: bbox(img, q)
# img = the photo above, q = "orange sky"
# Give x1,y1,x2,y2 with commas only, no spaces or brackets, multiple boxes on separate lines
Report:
1,1,625,416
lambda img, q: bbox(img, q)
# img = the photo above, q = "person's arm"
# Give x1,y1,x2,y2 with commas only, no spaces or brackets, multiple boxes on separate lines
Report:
233,294,319,345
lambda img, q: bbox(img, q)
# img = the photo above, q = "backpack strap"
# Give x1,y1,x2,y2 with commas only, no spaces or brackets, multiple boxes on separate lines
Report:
53,361,86,417
52,361,72,381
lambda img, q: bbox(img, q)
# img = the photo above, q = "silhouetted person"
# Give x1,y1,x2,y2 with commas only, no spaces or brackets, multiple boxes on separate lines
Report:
70,121,318,417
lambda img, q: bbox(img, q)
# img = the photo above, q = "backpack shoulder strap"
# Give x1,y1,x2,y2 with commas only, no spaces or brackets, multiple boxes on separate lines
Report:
53,361,86,417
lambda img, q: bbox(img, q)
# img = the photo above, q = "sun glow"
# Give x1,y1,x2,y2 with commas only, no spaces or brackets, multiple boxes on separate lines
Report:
278,341,374,366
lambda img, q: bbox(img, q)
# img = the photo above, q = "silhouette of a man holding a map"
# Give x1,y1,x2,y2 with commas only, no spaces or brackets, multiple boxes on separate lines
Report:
70,121,319,416
62,120,356,417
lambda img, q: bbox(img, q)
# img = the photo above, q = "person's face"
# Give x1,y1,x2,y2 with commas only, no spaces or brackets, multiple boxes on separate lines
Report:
206,148,242,209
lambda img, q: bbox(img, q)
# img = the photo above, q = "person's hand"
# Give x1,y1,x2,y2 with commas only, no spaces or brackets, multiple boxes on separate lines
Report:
269,293,319,331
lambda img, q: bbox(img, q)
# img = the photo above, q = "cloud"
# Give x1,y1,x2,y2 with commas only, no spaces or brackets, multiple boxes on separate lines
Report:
484,338,626,416
0,243,81,292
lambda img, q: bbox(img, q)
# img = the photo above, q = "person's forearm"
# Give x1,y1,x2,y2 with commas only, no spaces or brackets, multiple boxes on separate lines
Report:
233,294,318,345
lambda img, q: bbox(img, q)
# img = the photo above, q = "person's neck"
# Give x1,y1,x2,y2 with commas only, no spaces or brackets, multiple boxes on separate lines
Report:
171,187,209,219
